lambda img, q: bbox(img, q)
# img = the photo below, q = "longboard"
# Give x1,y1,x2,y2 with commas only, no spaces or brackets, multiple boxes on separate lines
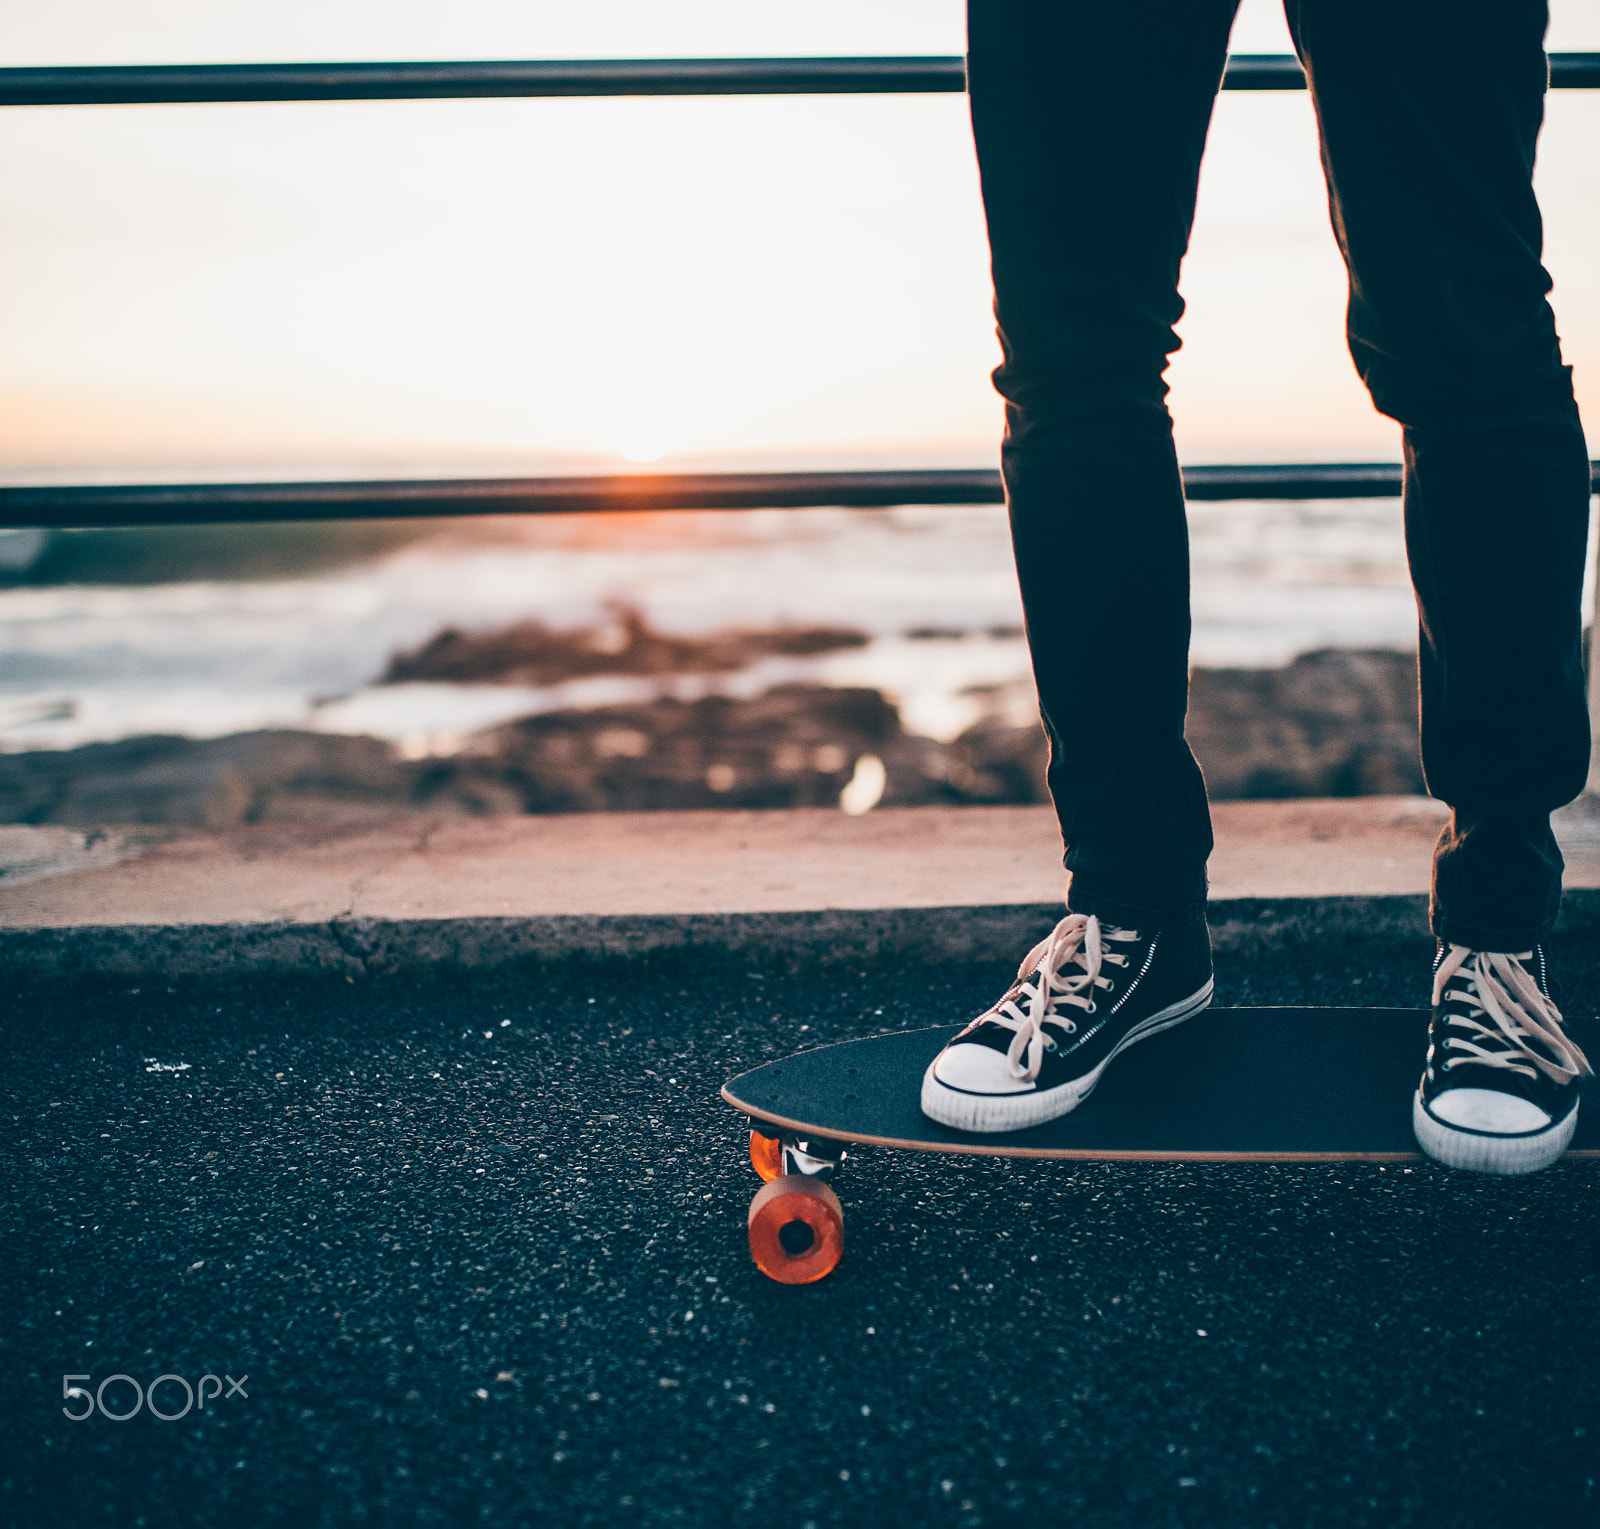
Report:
722,1007,1597,1282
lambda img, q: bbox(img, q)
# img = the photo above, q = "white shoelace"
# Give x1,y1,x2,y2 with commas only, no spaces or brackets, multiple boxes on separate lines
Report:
956,913,1138,1083
1432,945,1593,1085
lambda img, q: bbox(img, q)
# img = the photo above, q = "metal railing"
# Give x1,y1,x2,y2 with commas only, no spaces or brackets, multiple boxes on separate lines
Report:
4,464,1599,531
1,54,1596,528
3,53,1599,105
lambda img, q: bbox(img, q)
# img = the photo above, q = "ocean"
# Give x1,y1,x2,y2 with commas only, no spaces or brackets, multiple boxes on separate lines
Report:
0,495,1462,759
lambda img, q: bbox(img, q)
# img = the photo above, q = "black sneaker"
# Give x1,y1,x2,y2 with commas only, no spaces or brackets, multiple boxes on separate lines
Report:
920,912,1212,1133
1413,943,1592,1175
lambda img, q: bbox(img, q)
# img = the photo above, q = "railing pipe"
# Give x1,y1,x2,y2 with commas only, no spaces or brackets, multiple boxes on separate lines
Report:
2,463,1596,530
1,54,1596,107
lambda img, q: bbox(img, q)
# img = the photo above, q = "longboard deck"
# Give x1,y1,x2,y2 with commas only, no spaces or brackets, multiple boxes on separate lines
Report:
722,1007,1599,1162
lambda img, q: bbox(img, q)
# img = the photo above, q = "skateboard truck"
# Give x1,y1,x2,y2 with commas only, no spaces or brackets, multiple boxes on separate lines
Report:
746,1128,850,1284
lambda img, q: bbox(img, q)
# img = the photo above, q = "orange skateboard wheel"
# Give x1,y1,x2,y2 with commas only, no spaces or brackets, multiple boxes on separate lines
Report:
749,1129,783,1182
747,1174,843,1284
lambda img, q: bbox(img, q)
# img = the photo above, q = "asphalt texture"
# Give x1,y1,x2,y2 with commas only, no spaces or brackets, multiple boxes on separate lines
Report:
4,936,1598,1529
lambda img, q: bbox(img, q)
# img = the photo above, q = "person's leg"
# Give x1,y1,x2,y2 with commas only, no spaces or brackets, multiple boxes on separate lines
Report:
924,2,1235,1134
1288,0,1593,1173
1287,0,1591,945
967,0,1236,933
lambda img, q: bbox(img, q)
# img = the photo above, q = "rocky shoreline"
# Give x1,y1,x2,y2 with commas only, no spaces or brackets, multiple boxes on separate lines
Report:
0,643,1420,830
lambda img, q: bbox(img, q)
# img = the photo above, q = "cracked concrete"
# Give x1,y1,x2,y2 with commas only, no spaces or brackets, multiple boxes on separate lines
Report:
3,799,1600,981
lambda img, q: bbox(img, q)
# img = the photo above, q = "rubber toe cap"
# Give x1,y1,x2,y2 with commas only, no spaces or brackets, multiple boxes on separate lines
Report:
1427,1087,1551,1135
931,1042,1034,1096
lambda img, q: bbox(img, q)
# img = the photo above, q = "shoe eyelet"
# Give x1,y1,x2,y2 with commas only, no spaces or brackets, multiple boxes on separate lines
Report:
1084,1002,1097,1015
1064,1022,1076,1034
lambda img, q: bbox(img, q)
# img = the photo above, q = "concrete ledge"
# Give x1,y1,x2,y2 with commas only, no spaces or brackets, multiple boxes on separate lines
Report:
5,800,1600,982
12,893,1600,983
0,904,1055,981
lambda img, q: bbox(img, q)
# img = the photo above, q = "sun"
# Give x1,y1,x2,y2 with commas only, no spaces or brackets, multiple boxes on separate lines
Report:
618,435,665,464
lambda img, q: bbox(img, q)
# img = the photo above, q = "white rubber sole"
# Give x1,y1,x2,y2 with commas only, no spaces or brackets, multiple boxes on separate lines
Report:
920,979,1214,1134
1412,1089,1578,1176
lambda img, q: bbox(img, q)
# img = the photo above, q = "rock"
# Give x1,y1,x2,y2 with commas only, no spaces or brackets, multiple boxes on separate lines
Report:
0,652,1426,828
0,824,129,886
0,687,953,826
936,649,1423,804
1187,648,1421,799
0,731,429,829
941,717,1052,805
431,685,949,814
381,606,868,687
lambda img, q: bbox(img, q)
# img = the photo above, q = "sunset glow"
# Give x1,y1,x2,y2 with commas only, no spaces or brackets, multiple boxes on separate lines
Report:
1,0,1597,479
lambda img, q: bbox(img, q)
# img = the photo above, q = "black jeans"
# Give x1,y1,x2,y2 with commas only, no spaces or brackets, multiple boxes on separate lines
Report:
969,0,1592,949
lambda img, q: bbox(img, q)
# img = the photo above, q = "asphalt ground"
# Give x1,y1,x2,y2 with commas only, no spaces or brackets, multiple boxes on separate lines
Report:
3,935,1598,1528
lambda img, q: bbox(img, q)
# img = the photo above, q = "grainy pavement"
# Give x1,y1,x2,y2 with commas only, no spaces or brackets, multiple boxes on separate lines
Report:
3,936,1597,1528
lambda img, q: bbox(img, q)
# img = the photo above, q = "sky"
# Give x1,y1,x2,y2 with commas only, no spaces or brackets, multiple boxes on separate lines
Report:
2,0,1599,480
